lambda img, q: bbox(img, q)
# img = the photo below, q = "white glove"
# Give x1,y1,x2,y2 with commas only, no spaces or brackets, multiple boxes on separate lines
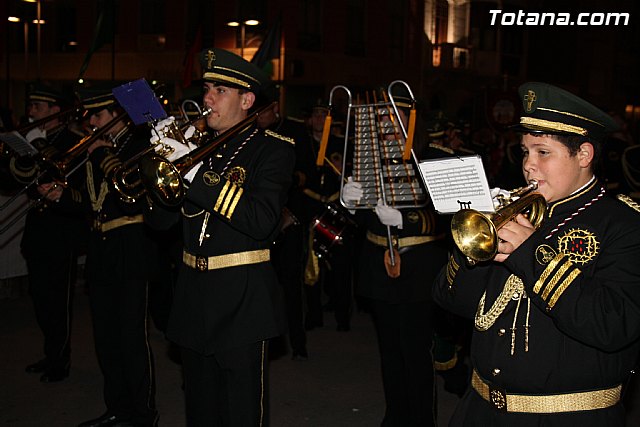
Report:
375,199,403,229
183,161,203,184
25,127,46,143
342,177,363,204
153,137,196,162
490,187,511,209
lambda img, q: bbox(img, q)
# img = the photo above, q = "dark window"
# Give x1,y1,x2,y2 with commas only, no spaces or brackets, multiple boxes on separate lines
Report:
298,0,322,51
140,0,166,34
346,0,366,56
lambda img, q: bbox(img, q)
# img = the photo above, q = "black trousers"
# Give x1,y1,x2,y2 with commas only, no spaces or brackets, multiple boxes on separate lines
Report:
89,277,156,425
271,222,306,353
369,299,436,427
305,239,353,329
26,251,75,371
181,341,269,427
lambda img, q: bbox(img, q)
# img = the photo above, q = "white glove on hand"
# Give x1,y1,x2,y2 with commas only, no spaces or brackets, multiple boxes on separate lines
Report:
183,161,203,184
375,199,403,229
342,177,363,204
490,187,511,209
153,137,196,162
25,127,46,143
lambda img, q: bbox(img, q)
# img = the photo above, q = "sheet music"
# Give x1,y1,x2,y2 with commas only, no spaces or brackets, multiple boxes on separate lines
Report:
0,131,38,157
112,78,167,125
418,155,494,214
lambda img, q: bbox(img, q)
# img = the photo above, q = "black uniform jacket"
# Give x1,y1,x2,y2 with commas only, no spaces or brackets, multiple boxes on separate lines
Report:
356,207,448,303
146,123,295,355
12,126,88,258
56,127,158,283
434,180,640,418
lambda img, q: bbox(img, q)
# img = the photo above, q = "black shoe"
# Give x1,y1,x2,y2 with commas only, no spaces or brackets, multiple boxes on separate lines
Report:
77,413,130,427
304,318,324,331
25,359,48,374
291,348,308,361
40,366,70,383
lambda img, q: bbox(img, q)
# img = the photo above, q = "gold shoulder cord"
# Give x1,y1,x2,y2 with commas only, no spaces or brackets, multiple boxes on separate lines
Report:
475,275,524,331
475,274,531,356
86,161,109,212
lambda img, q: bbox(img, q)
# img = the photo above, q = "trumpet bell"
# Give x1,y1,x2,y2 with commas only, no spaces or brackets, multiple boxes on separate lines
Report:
451,210,498,263
450,183,547,264
138,154,184,207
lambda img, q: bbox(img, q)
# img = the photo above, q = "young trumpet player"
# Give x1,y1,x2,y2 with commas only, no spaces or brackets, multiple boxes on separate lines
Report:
433,82,640,426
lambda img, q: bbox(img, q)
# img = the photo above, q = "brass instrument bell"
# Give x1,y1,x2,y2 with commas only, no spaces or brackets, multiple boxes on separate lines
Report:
450,180,547,264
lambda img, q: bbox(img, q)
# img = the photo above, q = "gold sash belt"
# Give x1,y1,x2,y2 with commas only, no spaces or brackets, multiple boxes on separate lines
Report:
471,369,621,413
366,231,444,249
99,214,144,233
183,249,270,272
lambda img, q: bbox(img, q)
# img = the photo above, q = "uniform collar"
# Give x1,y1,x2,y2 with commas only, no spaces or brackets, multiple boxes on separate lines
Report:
546,177,603,218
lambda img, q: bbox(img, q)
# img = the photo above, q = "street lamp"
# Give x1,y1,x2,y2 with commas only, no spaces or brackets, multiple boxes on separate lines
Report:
226,19,260,60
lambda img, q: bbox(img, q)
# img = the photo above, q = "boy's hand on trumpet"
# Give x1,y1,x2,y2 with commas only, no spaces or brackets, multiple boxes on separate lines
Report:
494,214,535,262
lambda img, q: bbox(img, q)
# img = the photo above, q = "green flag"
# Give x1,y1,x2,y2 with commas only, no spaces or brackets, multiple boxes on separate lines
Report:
78,0,116,79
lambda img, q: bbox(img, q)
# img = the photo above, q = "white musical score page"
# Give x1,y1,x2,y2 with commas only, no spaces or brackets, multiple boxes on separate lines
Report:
418,155,495,214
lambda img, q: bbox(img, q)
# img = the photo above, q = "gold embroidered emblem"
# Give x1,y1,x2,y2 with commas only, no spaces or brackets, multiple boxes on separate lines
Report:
524,90,537,112
406,211,419,223
202,171,220,186
557,227,599,265
535,244,557,265
225,166,246,185
206,49,215,69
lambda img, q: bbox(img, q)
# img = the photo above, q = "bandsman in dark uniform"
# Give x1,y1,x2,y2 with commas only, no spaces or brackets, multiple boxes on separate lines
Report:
298,101,354,332
40,87,158,426
342,89,449,426
145,48,295,426
257,91,310,360
434,82,640,426
10,83,88,383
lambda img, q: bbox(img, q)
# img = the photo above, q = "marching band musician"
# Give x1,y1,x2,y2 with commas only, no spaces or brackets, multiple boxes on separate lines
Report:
39,86,159,427
433,82,640,426
256,88,310,360
10,83,89,383
144,48,295,426
299,101,354,333
342,87,449,427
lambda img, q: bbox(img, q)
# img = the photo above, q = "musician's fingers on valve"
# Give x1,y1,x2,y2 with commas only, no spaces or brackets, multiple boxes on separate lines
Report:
495,214,535,260
490,187,511,209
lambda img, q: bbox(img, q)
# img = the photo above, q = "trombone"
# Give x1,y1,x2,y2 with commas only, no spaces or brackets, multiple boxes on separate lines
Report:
112,102,273,206
0,113,133,233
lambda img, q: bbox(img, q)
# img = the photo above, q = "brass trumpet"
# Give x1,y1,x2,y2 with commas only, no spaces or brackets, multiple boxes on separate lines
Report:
450,180,547,264
113,102,273,206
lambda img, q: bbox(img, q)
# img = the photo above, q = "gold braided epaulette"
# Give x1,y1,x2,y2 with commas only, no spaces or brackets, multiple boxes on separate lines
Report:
265,129,295,145
617,194,640,213
429,143,455,155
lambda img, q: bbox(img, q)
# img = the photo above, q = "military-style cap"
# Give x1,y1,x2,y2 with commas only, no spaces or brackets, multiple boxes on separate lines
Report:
28,82,68,106
425,111,449,139
200,48,269,94
77,86,117,115
515,82,618,141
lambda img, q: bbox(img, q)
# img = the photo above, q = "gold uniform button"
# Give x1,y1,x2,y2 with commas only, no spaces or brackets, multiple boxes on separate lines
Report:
492,368,501,376
498,328,506,337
